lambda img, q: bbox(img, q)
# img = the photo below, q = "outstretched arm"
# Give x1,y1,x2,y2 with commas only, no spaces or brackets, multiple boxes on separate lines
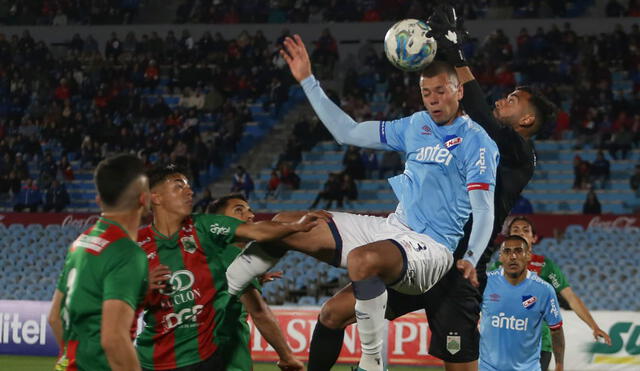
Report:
560,287,612,345
428,5,502,138
235,211,330,243
241,288,304,371
281,35,388,150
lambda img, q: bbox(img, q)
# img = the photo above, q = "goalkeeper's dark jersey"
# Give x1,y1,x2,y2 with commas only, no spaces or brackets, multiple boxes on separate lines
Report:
136,214,245,370
455,80,537,290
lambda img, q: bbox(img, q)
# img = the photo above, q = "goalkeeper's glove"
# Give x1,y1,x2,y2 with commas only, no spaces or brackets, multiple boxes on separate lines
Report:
427,4,468,67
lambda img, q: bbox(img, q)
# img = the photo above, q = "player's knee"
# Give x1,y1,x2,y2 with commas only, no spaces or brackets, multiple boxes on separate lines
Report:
319,300,353,329
272,211,306,223
347,248,381,281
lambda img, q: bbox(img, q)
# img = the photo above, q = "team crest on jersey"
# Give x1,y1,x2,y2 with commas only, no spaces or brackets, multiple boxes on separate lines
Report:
421,125,432,135
443,135,463,150
181,235,197,254
446,334,461,355
522,295,537,310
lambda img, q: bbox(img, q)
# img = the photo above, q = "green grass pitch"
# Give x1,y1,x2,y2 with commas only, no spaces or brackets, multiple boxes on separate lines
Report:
0,355,443,371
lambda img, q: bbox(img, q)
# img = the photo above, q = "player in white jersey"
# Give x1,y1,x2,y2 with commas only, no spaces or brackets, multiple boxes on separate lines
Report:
480,235,564,371
226,35,499,371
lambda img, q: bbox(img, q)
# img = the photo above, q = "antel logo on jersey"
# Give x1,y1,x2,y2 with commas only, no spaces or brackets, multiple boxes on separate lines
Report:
160,270,195,296
475,147,487,174
491,312,529,331
443,135,463,149
522,295,537,310
415,144,453,165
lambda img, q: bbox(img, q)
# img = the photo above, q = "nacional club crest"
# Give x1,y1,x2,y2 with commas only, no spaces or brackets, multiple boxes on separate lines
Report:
446,334,461,355
180,235,197,254
522,295,537,310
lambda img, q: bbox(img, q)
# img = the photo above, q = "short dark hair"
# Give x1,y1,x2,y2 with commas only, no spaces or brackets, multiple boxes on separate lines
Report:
420,61,458,83
207,193,247,214
94,154,145,208
147,163,189,189
515,86,557,135
501,234,530,250
507,215,536,235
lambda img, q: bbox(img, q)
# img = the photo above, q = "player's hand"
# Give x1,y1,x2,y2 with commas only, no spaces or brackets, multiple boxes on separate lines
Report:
292,211,331,232
148,265,171,291
259,271,283,284
280,34,312,83
277,357,305,371
456,259,479,287
427,4,468,67
594,326,612,345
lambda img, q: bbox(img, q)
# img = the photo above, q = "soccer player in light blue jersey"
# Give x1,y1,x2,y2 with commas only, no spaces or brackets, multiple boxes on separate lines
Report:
481,235,565,371
226,35,499,371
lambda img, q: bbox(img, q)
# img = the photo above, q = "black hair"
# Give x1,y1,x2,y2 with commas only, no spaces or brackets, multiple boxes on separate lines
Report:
501,234,530,250
94,153,145,207
147,163,189,189
515,86,558,135
207,193,247,214
507,215,536,236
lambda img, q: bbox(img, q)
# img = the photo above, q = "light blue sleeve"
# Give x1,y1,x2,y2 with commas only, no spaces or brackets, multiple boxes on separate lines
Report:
464,189,495,266
300,75,391,150
379,118,408,152
543,284,563,329
462,133,499,191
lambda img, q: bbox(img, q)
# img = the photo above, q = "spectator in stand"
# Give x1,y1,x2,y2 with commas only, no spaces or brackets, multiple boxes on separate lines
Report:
310,172,342,209
511,195,534,214
630,164,640,196
573,155,591,190
583,190,602,214
341,173,358,207
278,163,300,191
193,188,213,213
342,146,365,180
609,125,633,160
265,170,280,200
361,149,378,179
590,150,611,189
39,153,58,187
43,179,70,212
13,178,42,212
231,166,254,199
378,150,403,179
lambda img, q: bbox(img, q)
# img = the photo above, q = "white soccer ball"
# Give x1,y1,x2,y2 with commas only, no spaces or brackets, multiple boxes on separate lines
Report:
384,18,437,72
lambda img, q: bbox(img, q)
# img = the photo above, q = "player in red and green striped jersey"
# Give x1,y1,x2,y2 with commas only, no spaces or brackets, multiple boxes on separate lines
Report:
136,165,319,371
489,216,612,371
48,154,152,371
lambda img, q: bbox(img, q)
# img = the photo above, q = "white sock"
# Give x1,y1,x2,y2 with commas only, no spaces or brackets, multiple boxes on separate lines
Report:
355,290,387,371
226,242,280,295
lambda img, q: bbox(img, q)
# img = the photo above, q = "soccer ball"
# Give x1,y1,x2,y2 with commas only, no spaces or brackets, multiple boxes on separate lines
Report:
384,19,437,72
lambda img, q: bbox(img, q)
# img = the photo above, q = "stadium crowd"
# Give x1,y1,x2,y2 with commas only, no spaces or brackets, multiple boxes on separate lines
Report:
0,28,303,210
0,0,142,25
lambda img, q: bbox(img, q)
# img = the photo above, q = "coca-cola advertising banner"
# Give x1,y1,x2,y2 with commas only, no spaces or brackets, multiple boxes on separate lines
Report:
1,213,638,238
247,308,442,366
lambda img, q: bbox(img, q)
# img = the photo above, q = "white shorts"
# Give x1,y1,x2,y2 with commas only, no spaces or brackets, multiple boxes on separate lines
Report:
328,211,454,295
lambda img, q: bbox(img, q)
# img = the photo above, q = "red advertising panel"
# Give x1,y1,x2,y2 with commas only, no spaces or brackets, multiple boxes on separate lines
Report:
247,307,443,366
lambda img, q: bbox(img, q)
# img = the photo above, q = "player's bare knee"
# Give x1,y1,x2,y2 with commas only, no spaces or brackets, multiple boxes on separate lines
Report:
272,211,306,223
319,304,345,329
347,248,382,281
